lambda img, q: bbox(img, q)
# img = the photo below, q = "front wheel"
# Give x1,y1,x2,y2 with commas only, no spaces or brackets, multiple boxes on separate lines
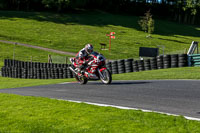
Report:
99,69,112,84
75,75,88,85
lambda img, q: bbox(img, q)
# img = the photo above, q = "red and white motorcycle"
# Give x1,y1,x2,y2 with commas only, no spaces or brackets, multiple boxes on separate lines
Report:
69,52,112,84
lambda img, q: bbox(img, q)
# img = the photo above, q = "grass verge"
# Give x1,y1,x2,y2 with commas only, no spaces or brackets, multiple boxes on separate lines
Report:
0,42,72,66
0,77,74,89
0,67,199,89
0,11,200,59
113,67,200,80
0,93,200,133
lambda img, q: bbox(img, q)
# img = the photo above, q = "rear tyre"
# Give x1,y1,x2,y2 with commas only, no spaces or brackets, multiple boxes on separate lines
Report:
75,75,88,84
100,69,112,84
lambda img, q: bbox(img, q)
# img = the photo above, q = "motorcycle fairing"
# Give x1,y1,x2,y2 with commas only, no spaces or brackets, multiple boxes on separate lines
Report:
99,67,107,72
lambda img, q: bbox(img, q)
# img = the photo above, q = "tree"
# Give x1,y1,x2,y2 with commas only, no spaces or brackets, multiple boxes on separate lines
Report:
42,0,70,12
138,10,155,37
183,0,200,24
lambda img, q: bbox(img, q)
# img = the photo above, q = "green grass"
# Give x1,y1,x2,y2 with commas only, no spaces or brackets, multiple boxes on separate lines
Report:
113,67,200,80
0,42,73,68
0,77,74,89
0,11,200,59
0,93,200,133
0,67,199,90
0,61,3,68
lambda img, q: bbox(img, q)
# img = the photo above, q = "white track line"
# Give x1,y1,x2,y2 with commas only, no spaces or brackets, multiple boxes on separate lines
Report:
57,99,200,121
58,82,77,84
58,82,71,84
56,81,200,121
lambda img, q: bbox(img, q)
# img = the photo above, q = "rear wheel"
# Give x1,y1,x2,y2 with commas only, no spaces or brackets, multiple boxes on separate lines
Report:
100,69,112,84
75,75,88,85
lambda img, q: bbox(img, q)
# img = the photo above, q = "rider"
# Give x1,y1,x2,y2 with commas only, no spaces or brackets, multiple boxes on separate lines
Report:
71,44,94,73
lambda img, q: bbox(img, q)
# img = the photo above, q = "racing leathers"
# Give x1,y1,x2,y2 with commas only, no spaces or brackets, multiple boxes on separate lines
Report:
74,48,90,72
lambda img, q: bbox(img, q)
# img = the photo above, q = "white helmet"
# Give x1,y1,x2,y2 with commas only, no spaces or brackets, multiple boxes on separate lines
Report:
85,44,93,54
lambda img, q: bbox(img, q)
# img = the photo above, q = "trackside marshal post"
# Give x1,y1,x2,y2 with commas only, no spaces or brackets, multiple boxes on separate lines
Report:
106,32,116,52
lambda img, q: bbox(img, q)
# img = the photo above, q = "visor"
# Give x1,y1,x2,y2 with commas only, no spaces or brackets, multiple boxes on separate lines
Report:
88,49,93,53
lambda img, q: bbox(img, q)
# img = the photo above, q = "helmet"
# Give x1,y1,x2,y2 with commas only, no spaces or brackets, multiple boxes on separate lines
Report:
85,44,93,54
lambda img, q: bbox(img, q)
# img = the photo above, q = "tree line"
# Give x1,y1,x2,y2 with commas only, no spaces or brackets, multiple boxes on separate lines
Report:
0,0,200,25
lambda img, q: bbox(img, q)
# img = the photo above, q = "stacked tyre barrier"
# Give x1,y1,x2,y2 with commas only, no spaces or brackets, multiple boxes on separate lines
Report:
157,55,164,69
144,59,151,70
163,55,171,69
1,59,74,79
138,60,145,71
125,59,133,73
1,54,189,79
132,60,139,72
171,54,178,68
111,61,118,74
106,54,188,75
118,60,125,74
150,57,157,70
178,54,188,67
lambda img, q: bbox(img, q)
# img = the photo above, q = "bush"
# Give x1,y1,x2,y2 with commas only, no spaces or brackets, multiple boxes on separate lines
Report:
138,10,154,37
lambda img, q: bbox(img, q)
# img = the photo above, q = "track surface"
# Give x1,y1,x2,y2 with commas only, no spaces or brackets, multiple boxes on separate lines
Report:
0,80,200,118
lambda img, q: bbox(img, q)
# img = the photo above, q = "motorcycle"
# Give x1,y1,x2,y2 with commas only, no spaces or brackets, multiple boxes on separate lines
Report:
69,52,112,85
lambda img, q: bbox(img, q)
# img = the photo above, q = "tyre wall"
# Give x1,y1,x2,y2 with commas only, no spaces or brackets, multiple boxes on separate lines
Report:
106,54,188,75
1,59,74,79
1,54,188,79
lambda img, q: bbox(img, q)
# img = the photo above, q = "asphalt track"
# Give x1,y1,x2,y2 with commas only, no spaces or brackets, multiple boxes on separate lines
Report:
0,80,200,119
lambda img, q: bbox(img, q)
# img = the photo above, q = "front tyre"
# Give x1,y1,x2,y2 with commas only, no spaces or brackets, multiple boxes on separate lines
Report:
100,69,112,84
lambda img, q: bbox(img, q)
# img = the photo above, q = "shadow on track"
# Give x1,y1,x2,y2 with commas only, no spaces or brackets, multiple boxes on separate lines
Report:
87,81,150,85
111,81,150,85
